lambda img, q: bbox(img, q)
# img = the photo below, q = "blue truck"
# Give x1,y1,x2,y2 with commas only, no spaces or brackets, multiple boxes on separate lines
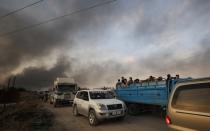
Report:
115,76,191,115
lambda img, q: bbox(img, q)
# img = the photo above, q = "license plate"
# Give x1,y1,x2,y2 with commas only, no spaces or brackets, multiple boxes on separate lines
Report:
112,111,121,115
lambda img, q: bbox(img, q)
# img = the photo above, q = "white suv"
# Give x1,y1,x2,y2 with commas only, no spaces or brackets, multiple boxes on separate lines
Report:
73,90,127,126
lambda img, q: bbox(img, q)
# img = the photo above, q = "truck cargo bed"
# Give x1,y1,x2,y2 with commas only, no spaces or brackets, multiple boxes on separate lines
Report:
115,81,168,106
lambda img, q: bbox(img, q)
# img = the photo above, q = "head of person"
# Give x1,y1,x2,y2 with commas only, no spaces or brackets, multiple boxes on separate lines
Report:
167,74,171,78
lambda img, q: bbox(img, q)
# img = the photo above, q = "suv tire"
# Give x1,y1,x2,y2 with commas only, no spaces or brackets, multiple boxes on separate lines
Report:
49,99,53,104
88,109,99,126
128,104,140,115
53,100,57,107
73,105,79,116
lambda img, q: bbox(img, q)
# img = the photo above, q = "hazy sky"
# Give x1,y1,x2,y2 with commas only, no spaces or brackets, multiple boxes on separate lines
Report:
0,0,210,89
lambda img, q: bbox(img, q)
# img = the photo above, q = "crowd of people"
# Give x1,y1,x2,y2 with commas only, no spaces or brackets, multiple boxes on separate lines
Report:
116,77,140,87
116,74,180,87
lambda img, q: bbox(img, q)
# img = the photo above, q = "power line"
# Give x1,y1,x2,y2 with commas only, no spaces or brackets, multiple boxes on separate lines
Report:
0,0,44,21
0,0,117,38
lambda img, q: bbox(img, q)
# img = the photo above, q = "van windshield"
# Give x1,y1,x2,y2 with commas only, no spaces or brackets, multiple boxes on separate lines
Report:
90,91,115,99
57,85,76,92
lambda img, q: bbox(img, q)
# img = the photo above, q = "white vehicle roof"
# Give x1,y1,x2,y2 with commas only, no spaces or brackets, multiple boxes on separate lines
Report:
78,89,111,92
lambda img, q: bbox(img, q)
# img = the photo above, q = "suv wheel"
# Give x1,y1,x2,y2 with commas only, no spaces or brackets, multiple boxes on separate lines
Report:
88,110,98,126
128,104,139,115
73,105,79,116
49,99,53,104
53,99,57,107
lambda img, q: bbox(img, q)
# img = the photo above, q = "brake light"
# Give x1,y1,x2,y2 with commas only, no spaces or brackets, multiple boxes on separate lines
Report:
165,115,171,125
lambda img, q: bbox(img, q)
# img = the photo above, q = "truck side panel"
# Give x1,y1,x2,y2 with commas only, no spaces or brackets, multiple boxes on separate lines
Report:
116,81,168,106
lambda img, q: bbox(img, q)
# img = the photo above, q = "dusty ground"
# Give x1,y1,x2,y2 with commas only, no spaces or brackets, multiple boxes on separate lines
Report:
46,103,169,131
0,92,54,131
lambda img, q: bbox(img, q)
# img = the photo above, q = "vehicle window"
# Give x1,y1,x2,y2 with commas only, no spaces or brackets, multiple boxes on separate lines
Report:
90,91,115,99
82,91,89,101
57,84,76,92
172,82,210,113
76,92,81,99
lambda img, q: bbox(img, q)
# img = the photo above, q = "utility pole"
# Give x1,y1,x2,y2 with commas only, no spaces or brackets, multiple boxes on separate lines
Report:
12,76,16,88
3,77,11,110
7,77,11,89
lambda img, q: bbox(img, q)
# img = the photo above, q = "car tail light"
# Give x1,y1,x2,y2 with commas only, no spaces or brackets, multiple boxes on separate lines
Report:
165,115,171,125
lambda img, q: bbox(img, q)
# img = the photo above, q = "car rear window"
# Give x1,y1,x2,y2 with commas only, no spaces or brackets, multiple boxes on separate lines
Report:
172,82,210,113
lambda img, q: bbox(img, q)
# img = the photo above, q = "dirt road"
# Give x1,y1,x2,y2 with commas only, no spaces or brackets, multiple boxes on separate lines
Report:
46,104,169,131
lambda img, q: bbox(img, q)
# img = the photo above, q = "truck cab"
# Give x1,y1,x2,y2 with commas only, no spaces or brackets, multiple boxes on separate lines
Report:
49,77,78,107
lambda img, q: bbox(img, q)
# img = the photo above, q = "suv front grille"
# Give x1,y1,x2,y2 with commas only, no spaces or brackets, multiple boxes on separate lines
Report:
107,104,122,110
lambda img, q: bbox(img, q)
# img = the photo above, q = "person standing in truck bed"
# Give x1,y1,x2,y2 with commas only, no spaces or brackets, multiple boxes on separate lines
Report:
166,74,172,92
128,77,134,85
116,79,122,88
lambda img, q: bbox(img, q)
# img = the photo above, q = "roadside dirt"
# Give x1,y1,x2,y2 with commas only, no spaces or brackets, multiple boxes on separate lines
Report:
0,92,54,131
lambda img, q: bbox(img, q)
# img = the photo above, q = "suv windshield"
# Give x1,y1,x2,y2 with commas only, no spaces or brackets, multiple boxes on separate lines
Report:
90,91,115,99
57,85,76,92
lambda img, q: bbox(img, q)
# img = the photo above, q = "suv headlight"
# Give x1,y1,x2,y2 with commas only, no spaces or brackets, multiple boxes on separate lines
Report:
97,103,107,110
122,102,127,110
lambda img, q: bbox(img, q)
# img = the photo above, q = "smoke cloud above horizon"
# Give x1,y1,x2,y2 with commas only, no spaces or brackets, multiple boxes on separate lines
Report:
0,0,210,89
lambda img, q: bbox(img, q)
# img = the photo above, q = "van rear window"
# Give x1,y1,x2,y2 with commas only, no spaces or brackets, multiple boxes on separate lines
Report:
172,82,210,113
